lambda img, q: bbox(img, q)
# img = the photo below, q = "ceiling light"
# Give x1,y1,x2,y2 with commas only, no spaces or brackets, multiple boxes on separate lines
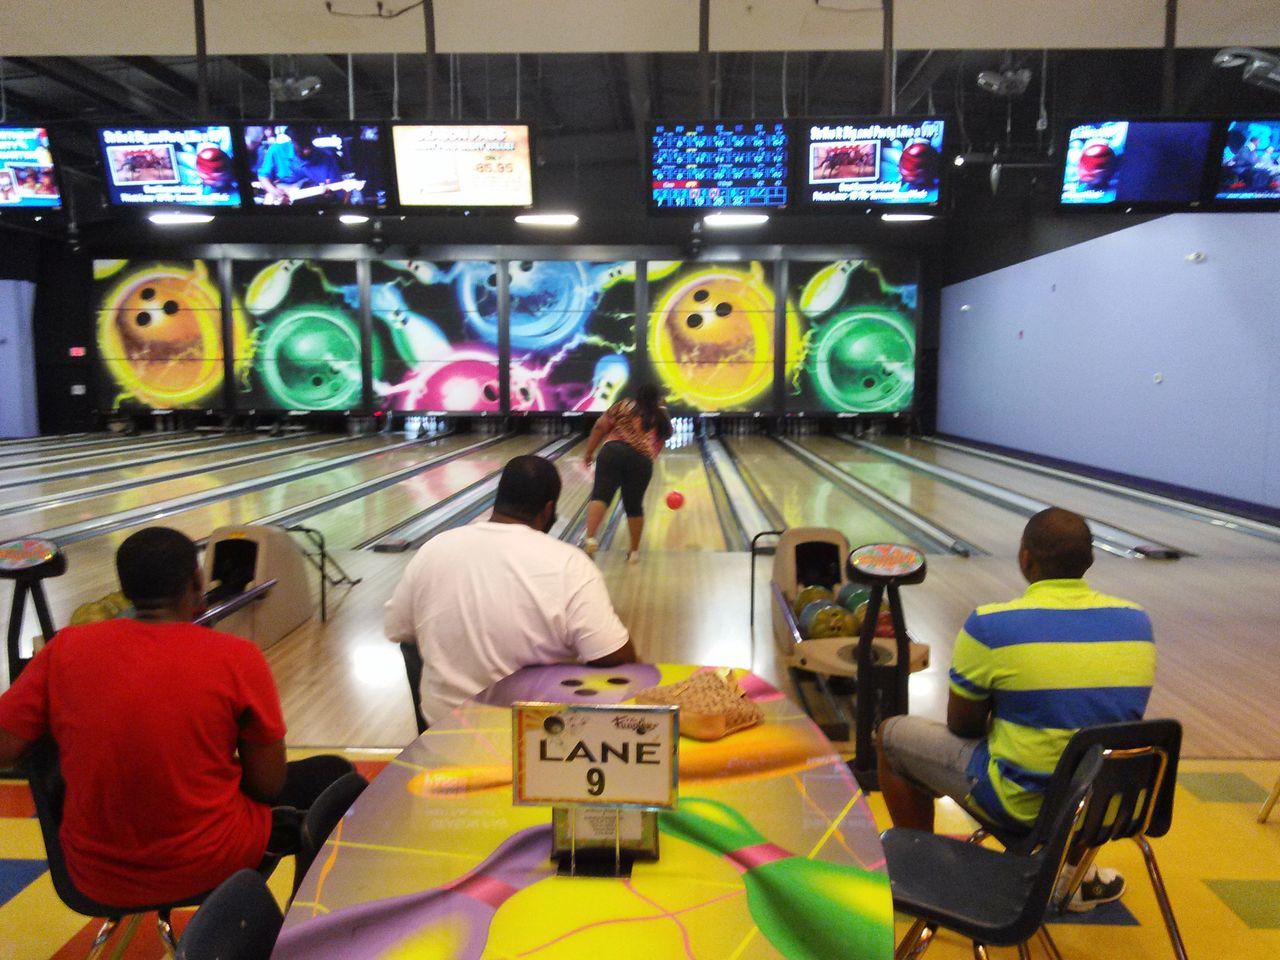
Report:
339,213,370,224
881,213,936,222
269,75,323,101
514,213,579,227
149,212,214,225
976,68,1032,97
703,212,770,228
1213,47,1280,93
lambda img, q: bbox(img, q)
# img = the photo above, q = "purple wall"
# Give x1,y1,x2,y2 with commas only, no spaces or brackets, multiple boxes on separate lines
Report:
938,213,1280,509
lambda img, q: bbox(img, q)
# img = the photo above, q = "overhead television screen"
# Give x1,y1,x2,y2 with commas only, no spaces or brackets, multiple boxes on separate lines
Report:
99,125,240,207
243,123,390,208
1060,119,1212,206
0,126,61,209
392,124,532,207
1215,119,1280,203
803,118,945,206
649,120,789,209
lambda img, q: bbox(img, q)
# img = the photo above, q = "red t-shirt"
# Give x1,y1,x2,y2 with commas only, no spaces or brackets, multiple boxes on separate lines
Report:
0,620,286,906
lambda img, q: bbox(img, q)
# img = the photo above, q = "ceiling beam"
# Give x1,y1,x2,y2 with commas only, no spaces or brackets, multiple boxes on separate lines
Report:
6,57,186,122
113,57,199,102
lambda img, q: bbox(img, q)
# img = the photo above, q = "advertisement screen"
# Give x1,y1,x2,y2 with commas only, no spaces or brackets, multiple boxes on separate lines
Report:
649,121,789,209
1060,120,1212,206
93,259,233,411
243,123,390,208
785,259,918,414
506,261,639,413
392,125,532,207
1216,119,1280,203
0,127,61,209
230,260,362,411
99,125,241,207
803,119,945,206
644,261,785,413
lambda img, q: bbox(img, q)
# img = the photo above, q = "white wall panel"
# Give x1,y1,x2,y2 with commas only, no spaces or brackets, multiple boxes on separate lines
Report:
710,0,883,52
434,0,698,53
896,0,1167,50
0,0,194,56
1179,0,1280,48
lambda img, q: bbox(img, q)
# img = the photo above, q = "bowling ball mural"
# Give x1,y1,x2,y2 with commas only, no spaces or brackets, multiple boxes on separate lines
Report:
94,259,247,411
230,260,367,411
505,260,638,412
786,258,918,413
369,259,516,413
646,261,800,413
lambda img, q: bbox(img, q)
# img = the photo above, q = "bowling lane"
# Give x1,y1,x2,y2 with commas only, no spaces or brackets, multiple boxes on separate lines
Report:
607,439,728,552
724,436,916,546
0,436,461,544
799,437,1027,556
0,435,344,500
880,438,1280,560
0,430,205,465
0,433,236,480
302,434,550,549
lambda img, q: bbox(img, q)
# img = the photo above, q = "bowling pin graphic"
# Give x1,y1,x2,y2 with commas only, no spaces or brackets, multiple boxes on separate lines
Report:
798,260,864,318
659,797,892,960
245,259,307,316
275,824,555,960
370,285,451,365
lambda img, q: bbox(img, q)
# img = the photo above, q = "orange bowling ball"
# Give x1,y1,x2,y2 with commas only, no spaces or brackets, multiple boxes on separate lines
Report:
666,490,685,510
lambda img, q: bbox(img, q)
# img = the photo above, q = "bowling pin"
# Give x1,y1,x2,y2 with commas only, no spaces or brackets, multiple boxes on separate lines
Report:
659,797,891,960
275,825,555,960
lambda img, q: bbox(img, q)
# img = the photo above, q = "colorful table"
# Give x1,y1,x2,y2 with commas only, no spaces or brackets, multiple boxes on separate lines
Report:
274,664,894,959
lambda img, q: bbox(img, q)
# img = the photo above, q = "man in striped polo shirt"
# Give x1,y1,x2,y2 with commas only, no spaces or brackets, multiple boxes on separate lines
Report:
878,507,1156,911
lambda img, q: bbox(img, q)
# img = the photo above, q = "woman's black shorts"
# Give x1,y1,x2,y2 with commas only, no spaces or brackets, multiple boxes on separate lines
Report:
590,440,654,517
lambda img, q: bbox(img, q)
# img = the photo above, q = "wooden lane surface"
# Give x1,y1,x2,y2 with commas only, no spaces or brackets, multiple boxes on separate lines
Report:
606,439,728,552
0,435,341,500
881,437,1280,560
800,436,1028,557
0,431,183,461
0,435,228,481
0,434,480,653
301,434,549,549
724,435,912,547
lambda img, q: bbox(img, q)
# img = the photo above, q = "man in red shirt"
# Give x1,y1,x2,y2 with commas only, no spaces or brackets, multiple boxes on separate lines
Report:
0,527,345,906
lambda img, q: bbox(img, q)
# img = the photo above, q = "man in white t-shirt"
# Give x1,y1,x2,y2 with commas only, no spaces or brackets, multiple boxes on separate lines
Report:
385,455,637,725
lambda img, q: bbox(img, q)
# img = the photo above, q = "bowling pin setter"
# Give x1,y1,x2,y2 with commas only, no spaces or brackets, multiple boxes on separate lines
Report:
659,797,892,960
798,260,863,319
276,824,555,960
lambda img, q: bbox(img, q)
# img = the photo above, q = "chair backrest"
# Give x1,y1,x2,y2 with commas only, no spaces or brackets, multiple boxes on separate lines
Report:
1052,719,1182,845
176,869,282,960
398,641,428,735
23,738,106,917
293,772,369,898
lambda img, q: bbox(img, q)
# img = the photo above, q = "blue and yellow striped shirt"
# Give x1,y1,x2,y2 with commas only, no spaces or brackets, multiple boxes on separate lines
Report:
950,578,1156,828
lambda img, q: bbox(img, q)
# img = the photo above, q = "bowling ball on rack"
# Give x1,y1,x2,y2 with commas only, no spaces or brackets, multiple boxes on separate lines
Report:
792,584,834,618
666,490,685,510
836,583,870,611
873,609,896,638
799,600,857,640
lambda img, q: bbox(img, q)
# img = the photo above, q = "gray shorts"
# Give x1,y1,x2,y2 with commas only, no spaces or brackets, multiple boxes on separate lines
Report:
880,714,981,805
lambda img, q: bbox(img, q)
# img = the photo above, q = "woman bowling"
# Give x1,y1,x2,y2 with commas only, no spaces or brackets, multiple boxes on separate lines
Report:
582,383,673,563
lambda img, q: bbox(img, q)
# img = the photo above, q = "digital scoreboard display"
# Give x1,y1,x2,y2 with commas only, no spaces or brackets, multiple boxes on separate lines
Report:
802,118,945,206
99,125,241,207
392,124,533,207
649,120,789,209
0,126,61,209
1060,119,1212,207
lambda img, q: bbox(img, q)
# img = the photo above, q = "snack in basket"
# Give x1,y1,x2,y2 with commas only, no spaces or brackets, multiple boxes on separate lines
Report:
633,669,764,741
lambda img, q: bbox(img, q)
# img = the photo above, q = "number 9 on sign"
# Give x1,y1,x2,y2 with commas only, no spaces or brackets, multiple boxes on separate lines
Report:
587,767,605,796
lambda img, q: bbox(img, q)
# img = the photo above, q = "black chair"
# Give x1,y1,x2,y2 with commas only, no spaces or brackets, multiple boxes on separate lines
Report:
175,869,282,960
291,771,369,898
882,744,1104,959
24,737,229,958
399,640,429,735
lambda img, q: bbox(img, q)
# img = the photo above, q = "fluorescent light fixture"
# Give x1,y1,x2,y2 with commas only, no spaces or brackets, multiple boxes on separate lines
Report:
148,212,214,225
339,214,370,225
881,213,936,222
703,212,770,228
514,212,580,227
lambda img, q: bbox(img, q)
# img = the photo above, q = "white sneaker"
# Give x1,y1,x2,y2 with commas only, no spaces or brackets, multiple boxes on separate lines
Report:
1056,866,1126,913
583,537,599,558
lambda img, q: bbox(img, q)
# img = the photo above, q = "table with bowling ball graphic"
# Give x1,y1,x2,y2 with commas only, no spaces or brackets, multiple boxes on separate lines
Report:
277,663,893,959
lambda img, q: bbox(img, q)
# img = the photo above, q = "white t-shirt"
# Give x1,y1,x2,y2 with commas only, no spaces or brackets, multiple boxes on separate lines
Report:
384,521,630,725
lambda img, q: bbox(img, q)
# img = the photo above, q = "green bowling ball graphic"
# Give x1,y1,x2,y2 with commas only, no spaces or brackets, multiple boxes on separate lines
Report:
258,305,377,410
809,307,915,413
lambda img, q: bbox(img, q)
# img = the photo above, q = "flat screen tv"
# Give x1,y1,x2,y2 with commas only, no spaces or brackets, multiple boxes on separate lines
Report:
1059,119,1212,207
0,126,61,209
243,123,391,209
1214,119,1280,205
392,124,533,207
98,125,241,207
649,120,789,209
801,118,945,207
